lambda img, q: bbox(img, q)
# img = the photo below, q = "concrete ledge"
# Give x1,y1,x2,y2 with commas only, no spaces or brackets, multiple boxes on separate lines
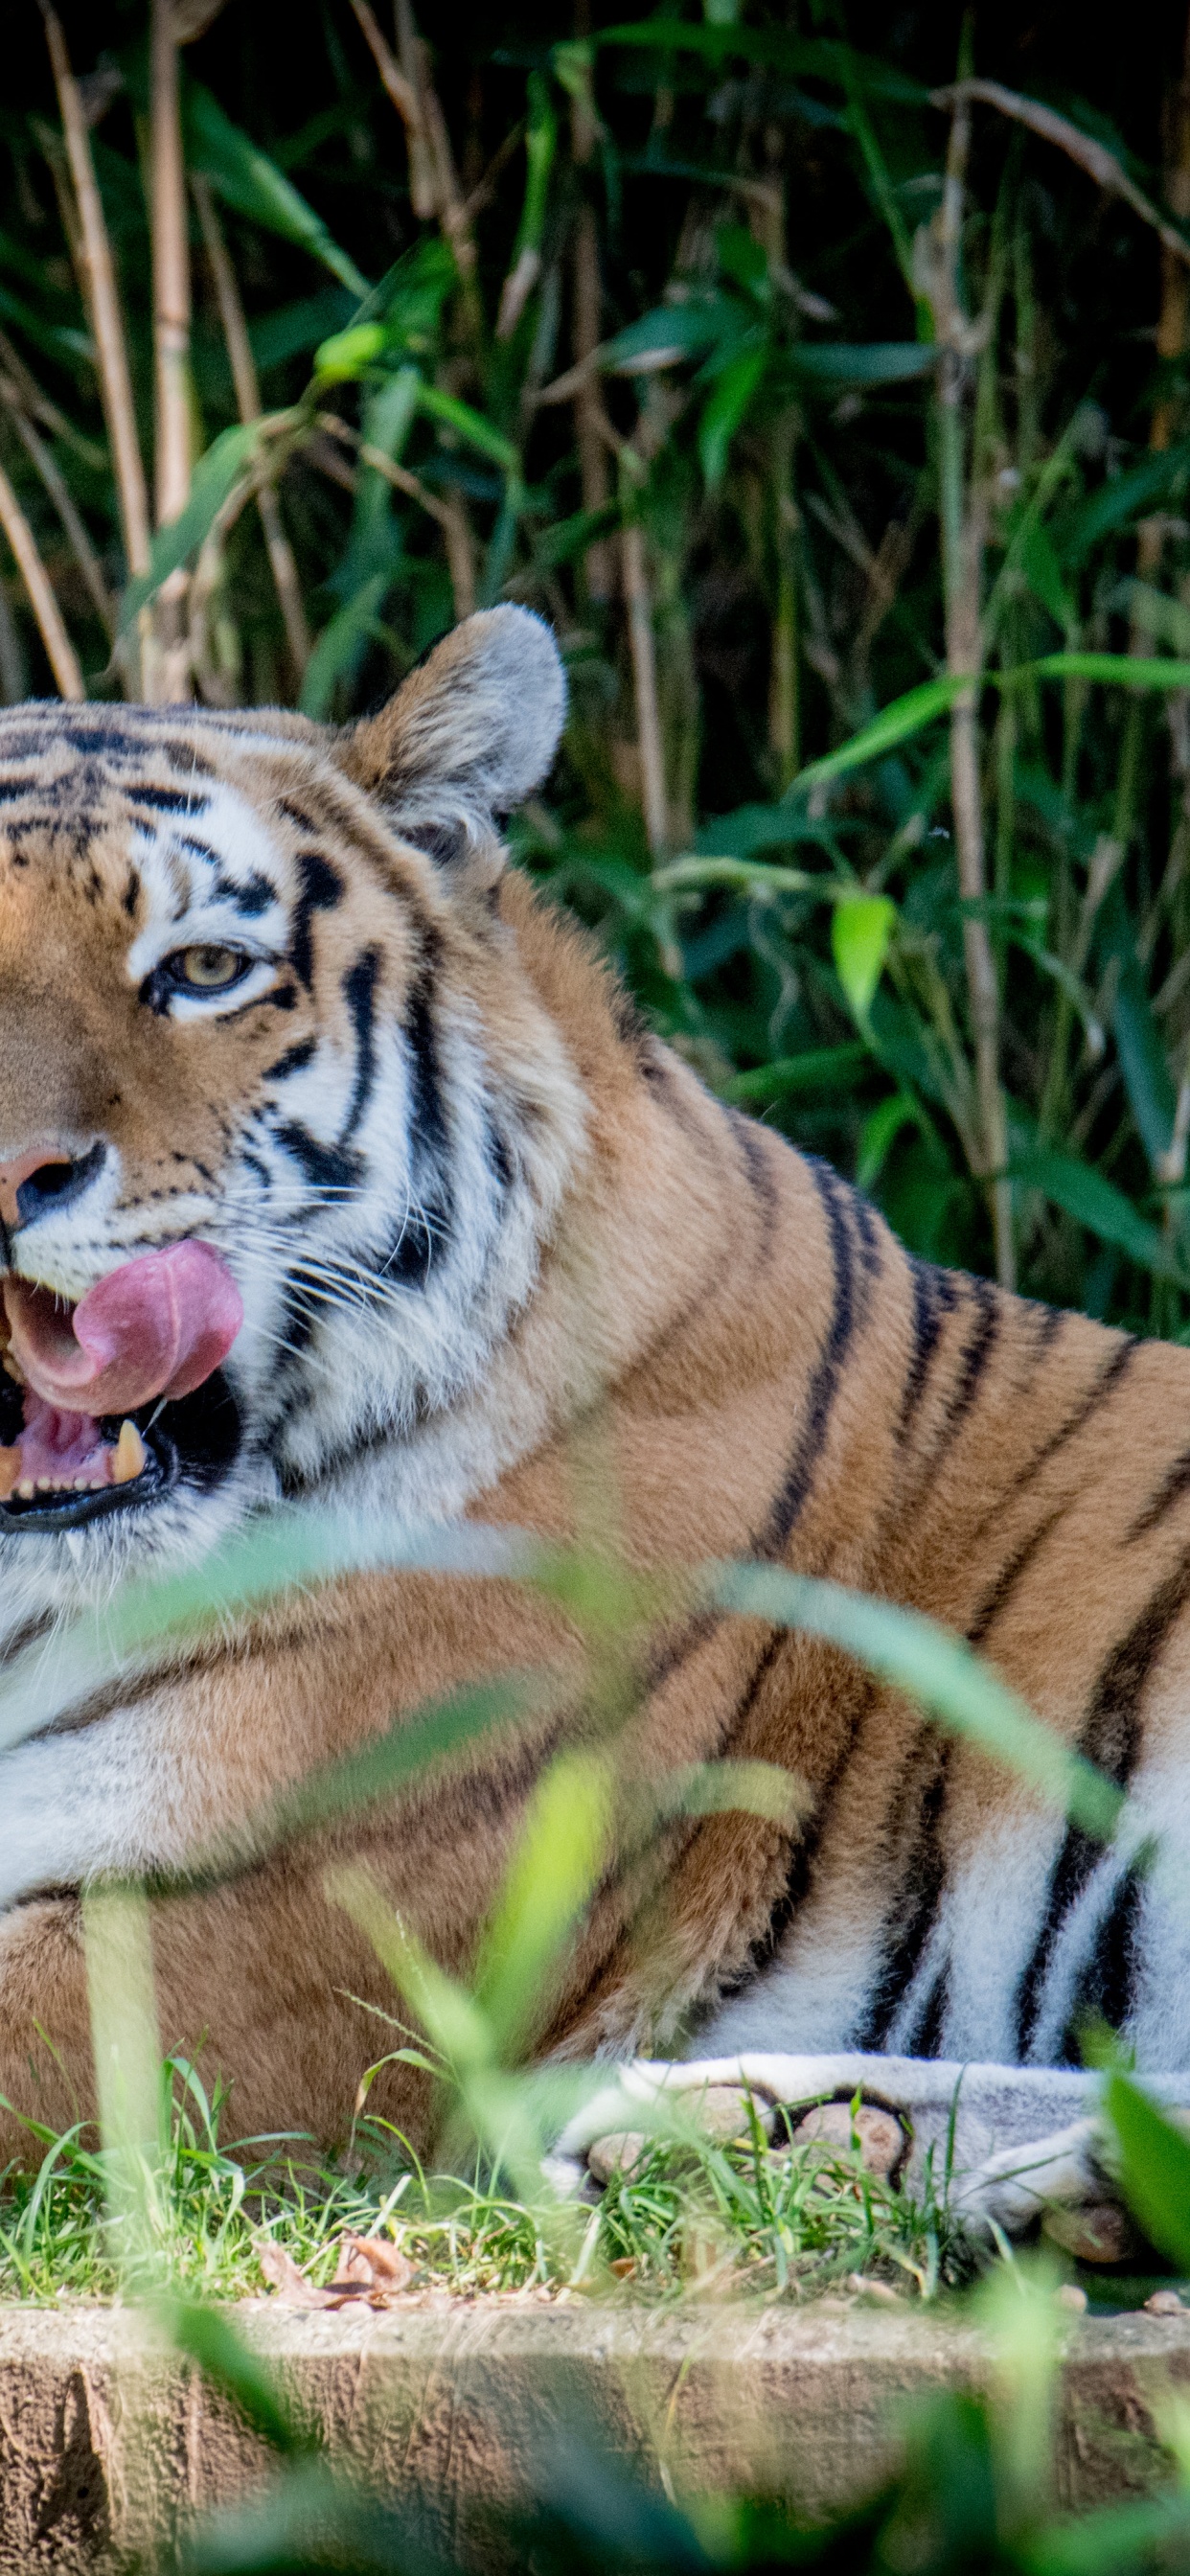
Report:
3,2297,1190,2569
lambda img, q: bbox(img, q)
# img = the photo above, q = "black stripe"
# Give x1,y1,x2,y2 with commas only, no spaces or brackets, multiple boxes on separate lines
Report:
763,1156,856,1552
899,1256,958,1439
340,948,380,1144
380,1211,437,1289
404,939,449,1164
1129,1447,1190,1542
727,1109,779,1257
719,1668,876,1994
265,1038,317,1082
123,868,140,917
1062,1868,1144,2058
215,870,275,918
1009,1337,1136,1501
967,1504,1068,1648
0,777,36,804
126,784,210,815
851,1184,883,1280
933,1276,999,1460
273,1121,361,1193
290,852,344,988
906,1966,948,2058
1015,1555,1190,2056
857,1743,950,2048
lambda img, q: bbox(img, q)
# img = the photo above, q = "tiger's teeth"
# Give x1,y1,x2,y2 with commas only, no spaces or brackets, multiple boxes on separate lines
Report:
112,1420,147,1485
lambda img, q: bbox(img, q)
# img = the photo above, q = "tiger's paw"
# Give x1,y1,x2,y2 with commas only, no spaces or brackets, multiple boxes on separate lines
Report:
546,2051,1133,2245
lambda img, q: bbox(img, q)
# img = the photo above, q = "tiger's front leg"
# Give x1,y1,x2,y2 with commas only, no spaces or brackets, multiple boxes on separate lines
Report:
549,2050,1190,2242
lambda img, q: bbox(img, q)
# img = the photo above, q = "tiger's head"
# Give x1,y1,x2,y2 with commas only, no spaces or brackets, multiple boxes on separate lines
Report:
0,607,589,1613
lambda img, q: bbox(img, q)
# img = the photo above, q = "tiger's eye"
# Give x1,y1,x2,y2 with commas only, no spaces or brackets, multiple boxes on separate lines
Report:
172,945,248,991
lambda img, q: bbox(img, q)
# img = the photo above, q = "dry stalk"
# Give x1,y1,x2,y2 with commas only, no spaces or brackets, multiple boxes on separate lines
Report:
933,76,1190,275
311,412,476,620
0,459,84,698
39,3,154,694
621,518,667,855
569,0,613,603
193,176,310,681
349,0,481,338
149,0,192,701
0,386,114,636
918,85,1014,1287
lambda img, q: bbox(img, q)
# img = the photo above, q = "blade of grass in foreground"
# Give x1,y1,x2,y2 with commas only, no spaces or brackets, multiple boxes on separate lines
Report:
0,1512,1128,1846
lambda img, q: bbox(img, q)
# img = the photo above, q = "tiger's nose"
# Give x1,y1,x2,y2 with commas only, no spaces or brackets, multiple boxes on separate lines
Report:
0,1142,106,1231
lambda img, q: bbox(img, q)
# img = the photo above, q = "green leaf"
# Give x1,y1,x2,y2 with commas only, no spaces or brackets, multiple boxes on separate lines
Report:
790,678,962,797
416,382,518,472
723,1042,871,1105
1096,881,1178,1173
1010,1151,1186,1282
1020,651,1190,692
248,289,357,373
1019,516,1076,630
1118,580,1190,656
118,419,282,633
602,302,727,371
858,1091,920,1188
790,341,936,384
299,572,389,721
514,70,558,260
832,893,896,1025
313,321,386,382
473,1751,614,2056
707,1562,1124,1841
1104,2075,1190,2269
698,344,767,486
1057,444,1190,566
186,83,370,300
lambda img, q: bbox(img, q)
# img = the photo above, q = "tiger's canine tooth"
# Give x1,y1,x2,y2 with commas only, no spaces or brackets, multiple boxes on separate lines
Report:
112,1419,147,1484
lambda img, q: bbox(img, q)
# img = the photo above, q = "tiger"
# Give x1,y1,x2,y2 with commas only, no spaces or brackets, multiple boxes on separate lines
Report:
0,600,1185,2237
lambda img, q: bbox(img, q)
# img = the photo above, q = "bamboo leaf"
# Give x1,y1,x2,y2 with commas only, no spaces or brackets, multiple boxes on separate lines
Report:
415,382,518,472
118,417,295,632
186,84,370,299
1104,2076,1190,2270
790,340,937,383
698,344,767,487
1010,1151,1185,1281
832,893,897,1024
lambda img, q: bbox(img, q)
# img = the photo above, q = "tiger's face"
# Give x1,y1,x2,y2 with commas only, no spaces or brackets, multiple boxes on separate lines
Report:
0,609,584,1614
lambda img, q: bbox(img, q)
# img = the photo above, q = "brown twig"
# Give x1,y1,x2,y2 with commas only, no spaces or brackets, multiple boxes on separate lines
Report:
312,410,476,620
348,0,481,332
569,0,613,603
933,77,1190,274
38,4,153,689
0,388,114,636
0,459,84,698
621,518,667,854
918,82,1014,1287
149,0,192,701
193,176,310,682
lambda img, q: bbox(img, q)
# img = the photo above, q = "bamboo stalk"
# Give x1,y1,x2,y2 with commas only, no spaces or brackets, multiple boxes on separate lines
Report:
569,0,613,605
349,0,481,334
622,518,667,854
934,76,1190,275
149,0,192,702
38,1,152,694
921,81,1014,1287
0,389,115,636
193,177,310,682
0,458,84,699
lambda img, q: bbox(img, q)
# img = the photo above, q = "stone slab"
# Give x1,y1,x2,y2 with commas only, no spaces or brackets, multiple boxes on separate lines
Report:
1,2297,1189,2569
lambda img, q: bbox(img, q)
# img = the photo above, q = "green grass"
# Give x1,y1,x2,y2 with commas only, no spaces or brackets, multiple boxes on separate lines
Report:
0,2057,971,2310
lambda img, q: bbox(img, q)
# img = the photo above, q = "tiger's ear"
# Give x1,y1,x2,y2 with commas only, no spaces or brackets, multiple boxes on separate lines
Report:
340,606,565,881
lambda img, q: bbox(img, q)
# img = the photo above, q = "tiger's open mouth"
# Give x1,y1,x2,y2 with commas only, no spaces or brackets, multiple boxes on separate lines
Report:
0,1242,243,1531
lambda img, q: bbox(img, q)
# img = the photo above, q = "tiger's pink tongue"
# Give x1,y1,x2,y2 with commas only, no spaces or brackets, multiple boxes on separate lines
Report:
3,1241,243,1417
